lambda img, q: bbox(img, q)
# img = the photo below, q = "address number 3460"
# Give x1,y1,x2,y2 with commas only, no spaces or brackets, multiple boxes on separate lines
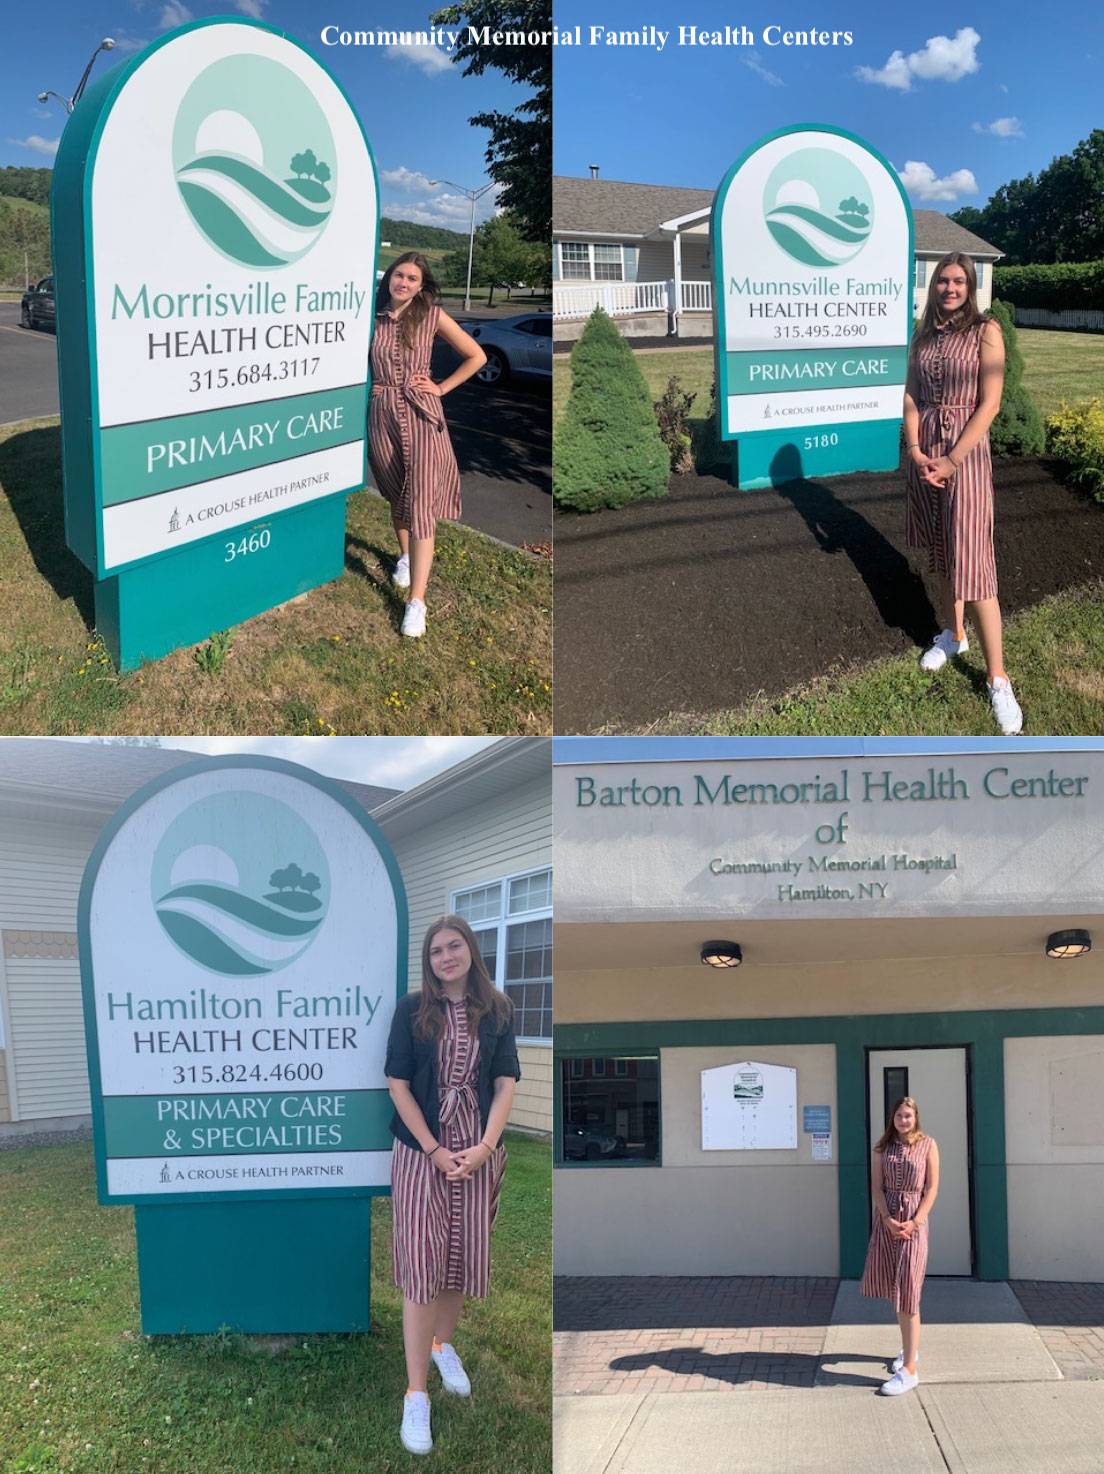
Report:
225,528,272,562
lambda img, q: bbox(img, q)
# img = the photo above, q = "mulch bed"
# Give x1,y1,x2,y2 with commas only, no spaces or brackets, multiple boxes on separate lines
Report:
554,455,1104,732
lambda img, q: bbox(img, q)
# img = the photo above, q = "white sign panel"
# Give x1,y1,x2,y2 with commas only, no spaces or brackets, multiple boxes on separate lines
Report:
701,1060,797,1150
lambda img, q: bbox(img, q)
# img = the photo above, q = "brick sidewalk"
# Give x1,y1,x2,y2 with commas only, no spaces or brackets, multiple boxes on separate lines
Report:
554,1276,839,1395
1011,1281,1104,1381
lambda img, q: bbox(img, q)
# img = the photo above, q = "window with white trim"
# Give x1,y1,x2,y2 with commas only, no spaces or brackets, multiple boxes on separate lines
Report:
452,866,552,1042
559,241,625,282
560,241,591,280
593,244,624,281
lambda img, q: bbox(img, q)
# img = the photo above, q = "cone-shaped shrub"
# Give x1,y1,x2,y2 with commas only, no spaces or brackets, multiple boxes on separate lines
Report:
988,299,1045,456
554,308,670,511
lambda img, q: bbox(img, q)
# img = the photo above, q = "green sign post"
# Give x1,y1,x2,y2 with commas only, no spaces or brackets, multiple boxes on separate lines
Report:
53,19,380,669
712,125,913,489
78,756,407,1333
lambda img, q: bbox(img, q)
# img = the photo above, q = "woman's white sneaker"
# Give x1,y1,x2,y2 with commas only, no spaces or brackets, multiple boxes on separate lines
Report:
401,599,426,638
400,1392,432,1454
880,1368,919,1395
920,629,968,671
891,1349,919,1373
392,553,411,589
431,1341,472,1396
989,676,1023,735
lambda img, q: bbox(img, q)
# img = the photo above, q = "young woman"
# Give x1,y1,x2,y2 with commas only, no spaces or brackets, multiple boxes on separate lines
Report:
859,1097,940,1395
384,915,520,1455
369,253,487,638
904,252,1023,735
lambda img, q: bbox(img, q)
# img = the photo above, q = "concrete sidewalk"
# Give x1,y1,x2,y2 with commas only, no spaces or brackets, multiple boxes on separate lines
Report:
554,1277,1104,1473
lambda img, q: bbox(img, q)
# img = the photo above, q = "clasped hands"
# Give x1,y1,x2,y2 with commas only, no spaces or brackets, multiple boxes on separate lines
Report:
431,1142,493,1180
910,446,958,487
884,1214,920,1240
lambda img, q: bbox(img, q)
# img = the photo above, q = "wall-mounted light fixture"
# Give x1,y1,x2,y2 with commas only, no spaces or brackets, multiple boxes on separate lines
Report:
1046,929,1092,959
700,940,742,969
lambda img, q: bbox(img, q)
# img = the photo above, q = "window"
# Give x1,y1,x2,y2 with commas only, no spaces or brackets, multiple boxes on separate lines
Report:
561,241,591,280
914,259,928,289
976,261,985,290
452,866,552,1042
593,244,623,281
560,1055,660,1164
514,317,553,338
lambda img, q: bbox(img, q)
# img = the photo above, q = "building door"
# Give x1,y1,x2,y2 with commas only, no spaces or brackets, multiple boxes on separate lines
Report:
867,1047,972,1275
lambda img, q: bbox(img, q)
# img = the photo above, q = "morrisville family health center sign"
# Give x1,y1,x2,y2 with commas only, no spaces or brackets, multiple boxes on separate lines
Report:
78,756,406,1332
52,18,379,670
712,125,913,489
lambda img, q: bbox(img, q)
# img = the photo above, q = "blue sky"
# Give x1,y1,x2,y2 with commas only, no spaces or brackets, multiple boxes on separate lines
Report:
554,1,1102,212
1,0,530,229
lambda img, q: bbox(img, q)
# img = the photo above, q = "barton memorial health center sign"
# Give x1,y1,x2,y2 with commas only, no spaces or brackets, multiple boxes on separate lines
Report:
712,125,912,488
53,19,379,669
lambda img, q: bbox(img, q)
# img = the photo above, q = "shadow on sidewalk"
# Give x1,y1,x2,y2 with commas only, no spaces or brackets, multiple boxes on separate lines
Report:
610,1347,890,1391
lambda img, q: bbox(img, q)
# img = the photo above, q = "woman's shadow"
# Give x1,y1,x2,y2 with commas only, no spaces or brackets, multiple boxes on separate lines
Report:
769,443,937,649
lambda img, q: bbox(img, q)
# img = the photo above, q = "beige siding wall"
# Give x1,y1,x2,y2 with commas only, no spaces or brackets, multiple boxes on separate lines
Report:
0,1050,10,1123
0,817,99,930
5,956,89,1120
389,774,553,1133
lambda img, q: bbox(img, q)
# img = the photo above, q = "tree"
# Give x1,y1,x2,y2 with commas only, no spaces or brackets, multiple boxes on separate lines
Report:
430,2,550,241
302,873,321,896
987,300,1045,456
313,160,331,188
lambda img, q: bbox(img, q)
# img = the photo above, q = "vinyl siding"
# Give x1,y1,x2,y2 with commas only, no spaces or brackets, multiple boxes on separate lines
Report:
0,817,99,929
0,1051,10,1122
636,240,672,284
6,957,90,1119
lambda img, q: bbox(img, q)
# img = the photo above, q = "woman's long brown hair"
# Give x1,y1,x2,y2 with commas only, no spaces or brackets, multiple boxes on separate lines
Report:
912,251,986,351
413,913,513,1040
375,251,441,350
874,1096,925,1153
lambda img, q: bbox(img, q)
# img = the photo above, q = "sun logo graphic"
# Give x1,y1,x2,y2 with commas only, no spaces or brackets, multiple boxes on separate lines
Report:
763,146,873,269
151,790,330,977
171,53,336,269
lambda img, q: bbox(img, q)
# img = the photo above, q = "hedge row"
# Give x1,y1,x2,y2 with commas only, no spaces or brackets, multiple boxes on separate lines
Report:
1047,400,1104,503
992,260,1104,311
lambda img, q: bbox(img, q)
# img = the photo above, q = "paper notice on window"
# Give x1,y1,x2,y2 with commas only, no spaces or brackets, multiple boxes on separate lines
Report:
811,1133,833,1162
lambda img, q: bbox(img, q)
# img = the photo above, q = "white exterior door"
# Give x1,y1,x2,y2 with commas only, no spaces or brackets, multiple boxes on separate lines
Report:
868,1047,972,1275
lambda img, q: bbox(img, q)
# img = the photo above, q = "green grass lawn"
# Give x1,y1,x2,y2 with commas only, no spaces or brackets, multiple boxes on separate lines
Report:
0,419,551,735
0,1132,550,1474
553,328,1102,433
647,581,1104,735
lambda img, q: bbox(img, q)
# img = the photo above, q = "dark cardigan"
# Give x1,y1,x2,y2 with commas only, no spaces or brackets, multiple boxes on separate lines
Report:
384,990,521,1151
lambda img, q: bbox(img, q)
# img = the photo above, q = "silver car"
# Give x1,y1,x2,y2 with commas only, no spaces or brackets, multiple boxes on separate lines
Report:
464,312,552,386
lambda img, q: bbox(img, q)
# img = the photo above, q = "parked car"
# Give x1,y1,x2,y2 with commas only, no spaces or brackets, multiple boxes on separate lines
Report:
464,312,551,386
21,276,56,331
563,1124,625,1161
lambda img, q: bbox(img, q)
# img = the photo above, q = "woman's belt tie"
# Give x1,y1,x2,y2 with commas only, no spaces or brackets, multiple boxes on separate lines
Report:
371,381,446,430
439,1080,478,1127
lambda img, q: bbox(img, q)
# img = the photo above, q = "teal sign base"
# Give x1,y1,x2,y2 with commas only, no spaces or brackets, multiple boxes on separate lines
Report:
135,1197,372,1333
95,495,348,670
732,419,902,490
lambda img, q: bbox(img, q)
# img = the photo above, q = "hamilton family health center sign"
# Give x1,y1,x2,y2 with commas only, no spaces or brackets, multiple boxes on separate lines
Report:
555,751,1104,924
53,18,379,669
713,125,913,489
79,756,405,1332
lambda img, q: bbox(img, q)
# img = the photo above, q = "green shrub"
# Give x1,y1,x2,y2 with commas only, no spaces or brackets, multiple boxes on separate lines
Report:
988,299,1046,455
692,377,728,475
653,375,697,473
1046,399,1104,501
992,259,1104,311
553,307,670,511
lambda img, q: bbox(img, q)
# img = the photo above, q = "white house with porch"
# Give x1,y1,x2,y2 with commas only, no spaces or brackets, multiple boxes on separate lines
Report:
553,173,1003,341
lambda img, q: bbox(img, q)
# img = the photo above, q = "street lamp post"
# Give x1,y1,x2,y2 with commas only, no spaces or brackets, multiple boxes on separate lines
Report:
428,177,495,313
37,37,116,115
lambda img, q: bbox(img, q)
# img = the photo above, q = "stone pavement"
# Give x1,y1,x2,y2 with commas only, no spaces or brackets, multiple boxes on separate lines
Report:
554,1276,1104,1473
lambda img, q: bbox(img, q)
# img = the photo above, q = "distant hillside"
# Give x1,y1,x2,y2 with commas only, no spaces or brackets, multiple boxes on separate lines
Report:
0,196,51,286
380,217,468,251
0,166,52,209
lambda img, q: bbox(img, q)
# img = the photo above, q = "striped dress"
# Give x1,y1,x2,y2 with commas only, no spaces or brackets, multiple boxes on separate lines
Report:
391,998,507,1305
368,302,462,538
905,320,998,601
859,1134,933,1315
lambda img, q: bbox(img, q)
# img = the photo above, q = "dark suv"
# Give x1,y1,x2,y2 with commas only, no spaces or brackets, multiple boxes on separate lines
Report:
21,276,55,331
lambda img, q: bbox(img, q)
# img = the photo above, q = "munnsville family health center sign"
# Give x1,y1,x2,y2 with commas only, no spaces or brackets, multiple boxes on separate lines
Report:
79,756,406,1332
53,18,379,669
713,125,913,489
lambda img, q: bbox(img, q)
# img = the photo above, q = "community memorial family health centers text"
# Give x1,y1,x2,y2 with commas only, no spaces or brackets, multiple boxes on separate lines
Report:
318,25,856,52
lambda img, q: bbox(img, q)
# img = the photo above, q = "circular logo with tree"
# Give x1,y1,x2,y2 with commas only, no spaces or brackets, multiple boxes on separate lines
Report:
172,53,336,269
763,147,873,268
151,790,330,977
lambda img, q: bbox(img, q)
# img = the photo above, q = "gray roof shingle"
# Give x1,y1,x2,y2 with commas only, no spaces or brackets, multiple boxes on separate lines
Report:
553,176,1003,257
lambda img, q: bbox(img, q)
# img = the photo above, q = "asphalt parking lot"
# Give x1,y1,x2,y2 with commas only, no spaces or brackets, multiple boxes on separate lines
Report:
0,299,551,548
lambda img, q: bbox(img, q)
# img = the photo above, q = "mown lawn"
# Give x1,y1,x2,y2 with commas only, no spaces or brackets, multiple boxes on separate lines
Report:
0,1132,550,1474
0,419,551,735
552,328,1102,433
649,581,1104,736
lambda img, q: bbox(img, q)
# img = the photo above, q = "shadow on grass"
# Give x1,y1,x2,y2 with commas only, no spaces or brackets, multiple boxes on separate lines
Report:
0,423,95,630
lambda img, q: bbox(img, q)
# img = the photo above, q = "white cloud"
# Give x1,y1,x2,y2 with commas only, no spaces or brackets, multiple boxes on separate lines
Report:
108,31,148,53
380,166,439,195
999,83,1009,93
230,0,266,14
159,1,193,29
9,135,60,157
857,26,980,91
383,193,496,229
388,39,453,74
897,160,979,202
742,51,784,87
972,116,1023,137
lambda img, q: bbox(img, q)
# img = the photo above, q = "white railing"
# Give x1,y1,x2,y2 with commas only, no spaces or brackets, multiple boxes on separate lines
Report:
552,279,669,320
1012,306,1104,332
678,279,713,312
